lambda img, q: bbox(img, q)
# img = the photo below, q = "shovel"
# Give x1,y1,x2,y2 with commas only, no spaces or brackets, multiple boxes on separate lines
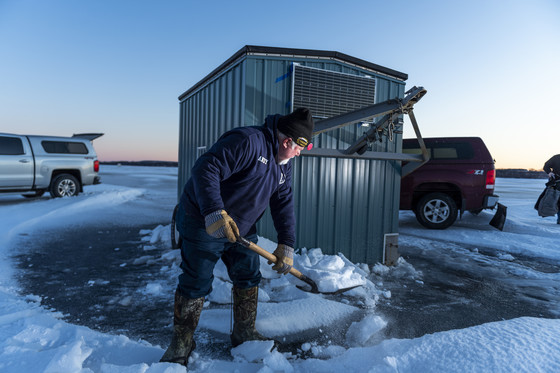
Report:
236,236,360,295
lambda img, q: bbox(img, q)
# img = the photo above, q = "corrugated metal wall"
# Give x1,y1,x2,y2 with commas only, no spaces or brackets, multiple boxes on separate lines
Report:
178,50,406,264
178,61,246,200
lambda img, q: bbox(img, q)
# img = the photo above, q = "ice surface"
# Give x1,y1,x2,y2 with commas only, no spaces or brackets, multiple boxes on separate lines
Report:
199,297,358,337
0,168,559,372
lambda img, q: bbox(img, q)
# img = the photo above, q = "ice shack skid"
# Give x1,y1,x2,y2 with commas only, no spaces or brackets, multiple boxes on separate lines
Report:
177,45,408,264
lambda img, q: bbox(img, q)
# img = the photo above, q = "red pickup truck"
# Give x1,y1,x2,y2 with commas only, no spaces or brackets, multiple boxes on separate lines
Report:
400,137,499,229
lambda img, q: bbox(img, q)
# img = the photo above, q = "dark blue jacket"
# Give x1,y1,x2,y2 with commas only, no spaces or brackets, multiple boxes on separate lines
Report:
180,114,296,247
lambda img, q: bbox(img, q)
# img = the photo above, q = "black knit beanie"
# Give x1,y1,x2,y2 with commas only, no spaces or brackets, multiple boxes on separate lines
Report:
277,108,314,147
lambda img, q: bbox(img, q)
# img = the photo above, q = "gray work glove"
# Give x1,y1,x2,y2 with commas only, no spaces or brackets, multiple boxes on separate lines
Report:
268,244,294,275
204,210,239,243
549,172,556,179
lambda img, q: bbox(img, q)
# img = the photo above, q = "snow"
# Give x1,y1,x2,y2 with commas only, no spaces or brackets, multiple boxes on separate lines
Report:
198,297,358,338
0,166,559,372
231,340,277,362
295,317,560,372
346,315,387,347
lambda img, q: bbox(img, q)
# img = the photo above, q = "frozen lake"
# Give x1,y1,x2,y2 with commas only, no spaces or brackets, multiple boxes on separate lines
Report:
2,166,559,372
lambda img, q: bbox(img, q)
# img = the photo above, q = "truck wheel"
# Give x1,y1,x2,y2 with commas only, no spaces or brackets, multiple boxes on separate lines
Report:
50,174,80,198
415,192,458,229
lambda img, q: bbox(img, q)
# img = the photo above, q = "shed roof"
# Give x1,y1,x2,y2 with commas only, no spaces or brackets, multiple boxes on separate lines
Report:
178,45,408,101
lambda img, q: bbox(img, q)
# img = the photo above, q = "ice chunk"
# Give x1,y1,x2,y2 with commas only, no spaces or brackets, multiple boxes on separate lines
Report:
315,255,345,271
303,266,366,293
231,340,275,362
44,339,92,373
143,282,163,296
118,296,132,307
346,314,387,346
263,350,294,372
311,344,346,359
498,253,515,261
207,279,232,304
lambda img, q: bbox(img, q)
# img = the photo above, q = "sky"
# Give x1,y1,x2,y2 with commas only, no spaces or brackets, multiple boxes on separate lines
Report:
0,166,559,371
1,0,559,169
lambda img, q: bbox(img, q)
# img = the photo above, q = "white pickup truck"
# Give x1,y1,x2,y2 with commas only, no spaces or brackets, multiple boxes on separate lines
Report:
0,133,103,198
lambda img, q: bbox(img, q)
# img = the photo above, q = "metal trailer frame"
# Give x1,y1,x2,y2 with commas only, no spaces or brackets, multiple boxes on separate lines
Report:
302,86,430,176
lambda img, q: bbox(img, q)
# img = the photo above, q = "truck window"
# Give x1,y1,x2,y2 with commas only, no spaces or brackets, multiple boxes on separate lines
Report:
403,141,474,160
42,141,88,154
433,147,459,159
431,143,474,160
0,136,25,155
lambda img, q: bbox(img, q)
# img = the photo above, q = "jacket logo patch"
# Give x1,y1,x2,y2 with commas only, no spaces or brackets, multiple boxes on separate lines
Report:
279,173,286,185
258,156,268,165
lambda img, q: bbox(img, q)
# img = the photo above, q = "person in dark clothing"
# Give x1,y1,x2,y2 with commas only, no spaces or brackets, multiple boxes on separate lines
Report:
160,108,315,365
544,154,560,179
543,154,560,224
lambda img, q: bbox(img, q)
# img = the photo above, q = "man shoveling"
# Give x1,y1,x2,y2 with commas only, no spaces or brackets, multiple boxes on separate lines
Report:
160,108,314,366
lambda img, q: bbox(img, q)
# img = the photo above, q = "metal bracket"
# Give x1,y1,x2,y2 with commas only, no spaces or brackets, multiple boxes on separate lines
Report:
383,233,399,266
302,86,430,176
400,109,429,176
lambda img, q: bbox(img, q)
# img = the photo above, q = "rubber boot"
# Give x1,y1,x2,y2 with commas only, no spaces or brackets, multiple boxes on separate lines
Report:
160,289,204,366
230,286,270,347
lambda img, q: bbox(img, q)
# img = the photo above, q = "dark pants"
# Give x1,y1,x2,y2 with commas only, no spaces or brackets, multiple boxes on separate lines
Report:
175,203,262,299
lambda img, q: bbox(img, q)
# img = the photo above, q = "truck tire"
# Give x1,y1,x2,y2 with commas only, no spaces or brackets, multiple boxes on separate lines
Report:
415,192,458,229
50,174,80,198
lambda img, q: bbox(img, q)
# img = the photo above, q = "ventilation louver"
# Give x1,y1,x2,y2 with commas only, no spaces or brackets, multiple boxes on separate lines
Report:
293,65,375,119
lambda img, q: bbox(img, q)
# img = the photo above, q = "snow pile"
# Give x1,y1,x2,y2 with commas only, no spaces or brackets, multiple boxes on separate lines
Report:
298,249,367,293
140,224,170,246
0,290,164,372
296,317,560,372
346,314,387,347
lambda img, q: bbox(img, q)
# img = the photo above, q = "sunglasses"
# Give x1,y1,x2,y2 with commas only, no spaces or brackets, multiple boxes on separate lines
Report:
294,137,313,151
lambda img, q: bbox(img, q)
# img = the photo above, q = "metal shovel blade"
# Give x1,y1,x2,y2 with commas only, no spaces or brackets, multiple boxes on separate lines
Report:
294,273,361,295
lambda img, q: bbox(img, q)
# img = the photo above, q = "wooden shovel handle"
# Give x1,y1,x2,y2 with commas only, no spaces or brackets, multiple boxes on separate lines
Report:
236,236,304,279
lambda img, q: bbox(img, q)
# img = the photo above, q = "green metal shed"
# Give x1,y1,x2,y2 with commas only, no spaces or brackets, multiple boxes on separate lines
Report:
177,45,413,264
